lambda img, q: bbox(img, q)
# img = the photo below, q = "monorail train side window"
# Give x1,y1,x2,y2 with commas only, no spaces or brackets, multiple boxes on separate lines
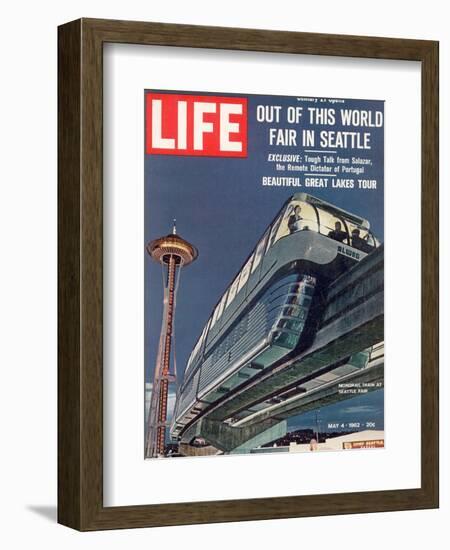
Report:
273,200,319,244
265,212,284,252
201,319,211,349
216,290,228,321
190,318,210,364
318,208,348,243
226,274,241,308
211,302,221,328
186,349,195,372
211,291,227,329
189,334,202,366
251,229,269,273
238,253,254,292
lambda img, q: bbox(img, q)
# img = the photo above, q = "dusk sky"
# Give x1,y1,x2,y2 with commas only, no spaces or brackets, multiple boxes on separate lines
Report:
144,90,384,431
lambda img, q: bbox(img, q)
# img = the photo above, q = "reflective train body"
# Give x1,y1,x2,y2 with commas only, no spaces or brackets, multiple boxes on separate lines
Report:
170,193,380,441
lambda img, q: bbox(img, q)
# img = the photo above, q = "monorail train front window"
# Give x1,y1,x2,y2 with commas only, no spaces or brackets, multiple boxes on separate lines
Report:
261,198,378,255
345,220,376,253
271,200,319,245
317,208,348,243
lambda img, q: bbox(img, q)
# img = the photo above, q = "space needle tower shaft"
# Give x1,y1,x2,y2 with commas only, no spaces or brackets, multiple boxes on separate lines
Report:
145,221,198,458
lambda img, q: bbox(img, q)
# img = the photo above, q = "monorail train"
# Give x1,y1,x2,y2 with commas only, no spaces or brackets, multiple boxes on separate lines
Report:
170,193,381,440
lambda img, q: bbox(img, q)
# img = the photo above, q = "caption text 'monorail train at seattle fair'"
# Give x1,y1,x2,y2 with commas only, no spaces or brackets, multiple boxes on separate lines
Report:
168,192,384,455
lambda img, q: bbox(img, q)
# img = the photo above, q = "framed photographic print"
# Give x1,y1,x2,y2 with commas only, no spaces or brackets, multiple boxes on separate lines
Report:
58,18,439,530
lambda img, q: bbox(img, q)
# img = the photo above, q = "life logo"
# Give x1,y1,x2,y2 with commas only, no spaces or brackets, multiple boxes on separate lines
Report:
146,92,248,157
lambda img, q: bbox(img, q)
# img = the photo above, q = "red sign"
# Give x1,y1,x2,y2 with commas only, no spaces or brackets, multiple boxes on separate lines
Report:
146,93,247,157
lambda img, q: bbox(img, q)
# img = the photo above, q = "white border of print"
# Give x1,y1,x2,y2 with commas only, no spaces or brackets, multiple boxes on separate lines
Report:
103,43,421,507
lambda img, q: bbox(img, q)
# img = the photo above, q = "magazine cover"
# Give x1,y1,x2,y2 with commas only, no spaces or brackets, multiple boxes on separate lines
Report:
144,90,384,459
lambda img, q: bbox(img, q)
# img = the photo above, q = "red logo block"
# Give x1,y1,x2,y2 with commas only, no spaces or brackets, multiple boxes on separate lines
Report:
146,93,247,157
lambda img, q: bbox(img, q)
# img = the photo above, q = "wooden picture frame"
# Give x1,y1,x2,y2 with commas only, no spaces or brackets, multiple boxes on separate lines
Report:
58,18,439,531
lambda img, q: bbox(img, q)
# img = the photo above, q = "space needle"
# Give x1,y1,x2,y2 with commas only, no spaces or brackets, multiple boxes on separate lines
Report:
145,220,198,458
